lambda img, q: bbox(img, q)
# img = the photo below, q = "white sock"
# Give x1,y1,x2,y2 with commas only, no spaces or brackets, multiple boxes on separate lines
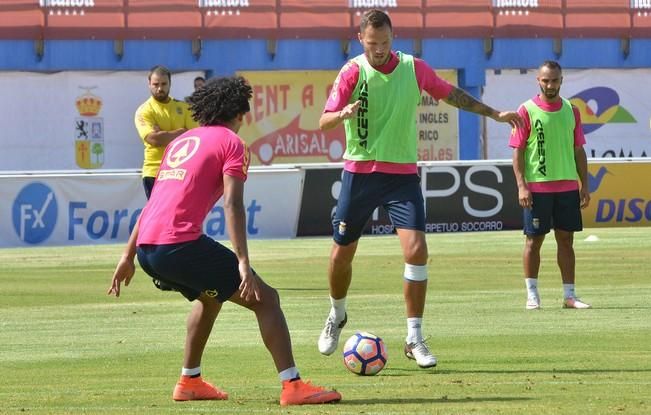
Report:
278,366,299,382
329,296,346,321
563,283,576,299
181,367,201,377
406,317,423,344
525,278,539,298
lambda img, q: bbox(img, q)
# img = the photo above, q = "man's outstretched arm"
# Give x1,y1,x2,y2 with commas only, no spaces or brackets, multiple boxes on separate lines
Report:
443,87,523,129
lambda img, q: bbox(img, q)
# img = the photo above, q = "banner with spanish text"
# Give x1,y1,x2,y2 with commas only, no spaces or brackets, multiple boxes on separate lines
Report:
416,70,459,160
237,69,459,165
296,162,520,237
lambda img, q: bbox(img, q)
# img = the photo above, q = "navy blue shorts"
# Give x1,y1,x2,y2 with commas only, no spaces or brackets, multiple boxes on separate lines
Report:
136,235,241,302
332,171,425,245
523,190,583,236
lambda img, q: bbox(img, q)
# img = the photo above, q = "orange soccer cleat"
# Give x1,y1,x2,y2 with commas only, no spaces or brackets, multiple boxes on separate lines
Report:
172,375,229,401
279,379,341,406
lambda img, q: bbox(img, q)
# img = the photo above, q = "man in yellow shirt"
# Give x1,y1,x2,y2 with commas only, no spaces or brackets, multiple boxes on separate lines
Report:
135,65,198,198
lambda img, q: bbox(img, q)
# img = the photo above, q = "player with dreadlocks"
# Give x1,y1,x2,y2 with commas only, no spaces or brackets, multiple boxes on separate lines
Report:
108,76,342,406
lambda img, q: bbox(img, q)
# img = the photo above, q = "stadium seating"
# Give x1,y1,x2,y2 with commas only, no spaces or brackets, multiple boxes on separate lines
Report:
278,0,353,39
424,0,493,38
493,0,563,38
631,5,651,37
126,0,200,39
0,1,44,39
564,0,631,38
1,1,648,40
44,0,124,39
203,0,277,39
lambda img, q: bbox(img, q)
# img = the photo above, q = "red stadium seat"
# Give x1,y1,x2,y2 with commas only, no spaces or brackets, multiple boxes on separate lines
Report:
424,1,493,38
202,0,276,39
3,0,644,41
0,1,44,39
564,0,631,38
493,0,563,38
44,0,124,39
631,8,651,37
278,0,353,39
126,0,200,39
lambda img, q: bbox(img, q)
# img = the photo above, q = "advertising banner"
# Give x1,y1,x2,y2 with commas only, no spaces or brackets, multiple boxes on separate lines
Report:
237,70,344,165
420,163,521,232
416,70,459,161
238,69,458,166
0,71,202,172
583,161,651,228
3,161,648,247
1,174,146,247
0,169,303,247
296,167,344,236
296,162,521,237
484,69,651,160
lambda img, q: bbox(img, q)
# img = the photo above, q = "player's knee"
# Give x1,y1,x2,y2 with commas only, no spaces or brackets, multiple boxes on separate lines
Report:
525,235,545,250
403,263,427,282
264,285,280,308
554,230,573,245
250,285,280,314
403,239,428,263
330,243,357,267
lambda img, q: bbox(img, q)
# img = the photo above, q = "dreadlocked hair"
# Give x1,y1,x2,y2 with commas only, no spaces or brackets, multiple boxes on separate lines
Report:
187,76,252,126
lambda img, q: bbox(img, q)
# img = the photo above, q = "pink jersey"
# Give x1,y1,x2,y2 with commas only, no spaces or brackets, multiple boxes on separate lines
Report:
137,126,250,245
509,95,586,193
324,51,454,174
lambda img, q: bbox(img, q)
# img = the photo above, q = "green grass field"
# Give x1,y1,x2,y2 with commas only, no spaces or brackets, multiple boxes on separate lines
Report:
1,227,649,415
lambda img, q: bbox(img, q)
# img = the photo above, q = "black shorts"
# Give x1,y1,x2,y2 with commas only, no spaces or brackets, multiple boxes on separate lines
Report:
332,171,425,245
523,190,583,236
136,235,241,302
142,177,156,200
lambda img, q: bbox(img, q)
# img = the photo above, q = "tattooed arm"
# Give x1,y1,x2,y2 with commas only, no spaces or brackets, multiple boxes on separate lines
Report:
443,87,523,128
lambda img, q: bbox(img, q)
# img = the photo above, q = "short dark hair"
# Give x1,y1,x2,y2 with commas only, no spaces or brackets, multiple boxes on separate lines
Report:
194,76,205,83
186,76,252,126
148,65,172,83
540,60,562,73
360,9,392,32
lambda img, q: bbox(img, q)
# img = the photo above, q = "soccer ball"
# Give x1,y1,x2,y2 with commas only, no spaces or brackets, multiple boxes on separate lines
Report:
342,332,387,375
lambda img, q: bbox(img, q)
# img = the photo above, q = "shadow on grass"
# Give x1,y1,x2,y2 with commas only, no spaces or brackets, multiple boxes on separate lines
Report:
338,396,531,405
433,368,651,375
379,367,651,376
379,370,434,377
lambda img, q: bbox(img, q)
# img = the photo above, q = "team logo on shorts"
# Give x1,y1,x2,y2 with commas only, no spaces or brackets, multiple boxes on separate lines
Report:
204,289,219,298
338,221,347,235
532,218,540,229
